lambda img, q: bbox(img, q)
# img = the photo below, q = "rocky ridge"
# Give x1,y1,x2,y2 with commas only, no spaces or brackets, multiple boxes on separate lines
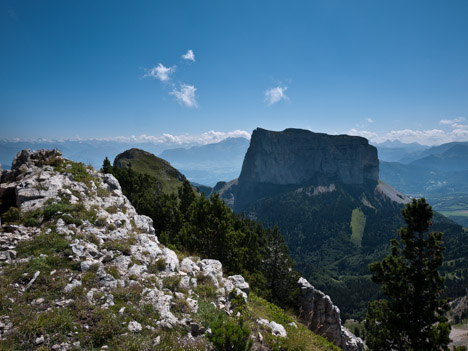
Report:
0,149,362,350
0,149,254,349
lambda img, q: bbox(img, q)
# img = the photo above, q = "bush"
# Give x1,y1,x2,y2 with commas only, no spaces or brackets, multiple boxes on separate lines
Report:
2,206,21,223
23,217,40,227
61,214,83,226
103,238,134,255
16,231,69,258
209,315,253,351
162,275,181,292
43,202,74,221
195,282,218,301
148,258,166,274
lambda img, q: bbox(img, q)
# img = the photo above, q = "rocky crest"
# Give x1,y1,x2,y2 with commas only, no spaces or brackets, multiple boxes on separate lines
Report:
0,149,253,349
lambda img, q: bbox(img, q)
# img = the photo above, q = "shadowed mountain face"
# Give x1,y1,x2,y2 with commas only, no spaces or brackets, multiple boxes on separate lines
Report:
219,128,468,319
231,128,379,211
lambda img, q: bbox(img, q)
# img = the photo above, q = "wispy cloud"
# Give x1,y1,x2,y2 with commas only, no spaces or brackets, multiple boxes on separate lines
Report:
2,131,251,145
143,63,176,82
348,129,379,140
440,117,465,125
101,130,250,144
170,84,198,108
181,49,195,62
367,118,374,123
265,86,288,105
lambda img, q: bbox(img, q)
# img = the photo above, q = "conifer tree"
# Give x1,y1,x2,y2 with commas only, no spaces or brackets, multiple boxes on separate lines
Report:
365,198,451,350
101,157,112,173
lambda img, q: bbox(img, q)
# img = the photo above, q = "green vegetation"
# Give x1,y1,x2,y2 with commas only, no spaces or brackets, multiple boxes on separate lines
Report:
103,159,300,308
244,183,468,320
54,159,95,186
209,315,252,351
350,208,366,246
111,148,186,195
247,294,341,351
366,199,450,351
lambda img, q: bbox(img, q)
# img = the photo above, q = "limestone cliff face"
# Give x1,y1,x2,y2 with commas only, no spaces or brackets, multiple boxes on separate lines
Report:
229,128,379,211
239,128,378,186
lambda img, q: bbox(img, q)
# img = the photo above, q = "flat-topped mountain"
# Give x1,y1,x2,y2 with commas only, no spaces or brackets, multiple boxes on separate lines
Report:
226,128,386,212
219,128,468,319
240,128,378,186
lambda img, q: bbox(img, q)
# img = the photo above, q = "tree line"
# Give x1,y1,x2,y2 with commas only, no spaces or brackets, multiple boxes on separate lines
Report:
102,157,299,307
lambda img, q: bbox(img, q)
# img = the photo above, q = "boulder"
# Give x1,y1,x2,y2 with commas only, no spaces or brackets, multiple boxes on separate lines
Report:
228,275,250,295
128,321,142,333
198,259,223,287
269,321,287,338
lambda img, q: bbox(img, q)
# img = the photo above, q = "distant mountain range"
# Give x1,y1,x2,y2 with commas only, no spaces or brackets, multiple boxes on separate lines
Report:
215,128,468,320
0,137,250,186
160,137,250,186
373,140,428,162
2,136,468,226
0,140,179,170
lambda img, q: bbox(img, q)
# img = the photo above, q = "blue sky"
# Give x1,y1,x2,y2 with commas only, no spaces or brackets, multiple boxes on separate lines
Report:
1,0,468,145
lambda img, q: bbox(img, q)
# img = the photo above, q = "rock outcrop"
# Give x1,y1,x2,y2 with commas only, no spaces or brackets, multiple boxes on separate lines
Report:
0,149,250,349
226,128,379,210
297,277,364,351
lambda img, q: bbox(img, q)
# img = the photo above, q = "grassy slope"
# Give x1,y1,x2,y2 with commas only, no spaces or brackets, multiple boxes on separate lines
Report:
247,294,341,351
350,208,366,247
113,148,185,195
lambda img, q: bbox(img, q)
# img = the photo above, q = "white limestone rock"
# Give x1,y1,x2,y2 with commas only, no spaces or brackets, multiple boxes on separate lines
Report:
128,321,142,333
64,279,82,293
269,321,287,338
198,259,223,288
180,257,200,275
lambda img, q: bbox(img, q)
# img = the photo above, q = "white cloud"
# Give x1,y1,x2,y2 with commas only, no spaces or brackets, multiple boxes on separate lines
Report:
348,129,379,140
346,115,468,145
91,130,250,145
170,84,198,108
367,118,374,123
265,86,288,105
143,63,176,82
348,127,468,146
440,117,465,125
2,131,252,145
181,49,195,62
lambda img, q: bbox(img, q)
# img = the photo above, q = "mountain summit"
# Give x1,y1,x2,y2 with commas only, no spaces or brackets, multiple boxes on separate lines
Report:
220,128,467,319
223,128,403,212
240,128,379,186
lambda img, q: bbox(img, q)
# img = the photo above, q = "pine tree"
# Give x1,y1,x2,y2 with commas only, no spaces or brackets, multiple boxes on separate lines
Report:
365,198,451,350
101,157,112,173
262,226,300,306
